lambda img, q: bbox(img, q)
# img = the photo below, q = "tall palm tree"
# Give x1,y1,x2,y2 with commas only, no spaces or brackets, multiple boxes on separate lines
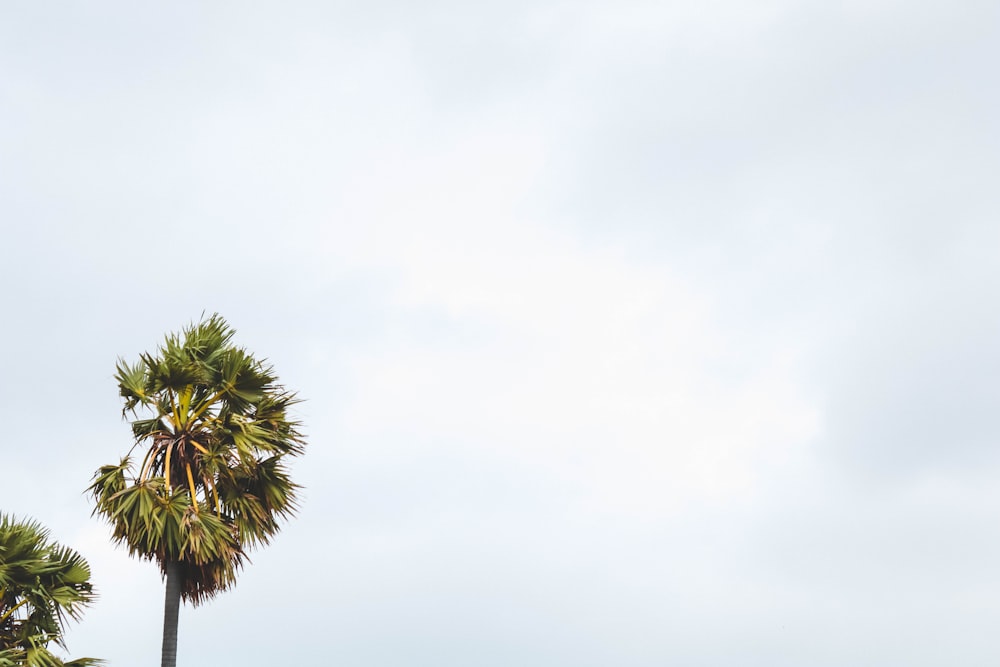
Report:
0,514,101,667
89,315,305,667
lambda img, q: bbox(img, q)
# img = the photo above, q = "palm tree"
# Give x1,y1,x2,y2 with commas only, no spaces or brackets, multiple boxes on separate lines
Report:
0,514,101,667
88,315,305,667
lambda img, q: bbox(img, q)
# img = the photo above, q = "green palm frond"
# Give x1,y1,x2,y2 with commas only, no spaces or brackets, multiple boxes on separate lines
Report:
0,646,103,667
0,516,102,666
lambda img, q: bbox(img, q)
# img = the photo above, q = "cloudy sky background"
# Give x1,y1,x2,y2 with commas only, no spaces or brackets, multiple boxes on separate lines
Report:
2,1,999,664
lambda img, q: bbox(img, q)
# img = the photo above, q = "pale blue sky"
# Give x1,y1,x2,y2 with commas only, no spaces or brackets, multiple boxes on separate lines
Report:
2,1,999,665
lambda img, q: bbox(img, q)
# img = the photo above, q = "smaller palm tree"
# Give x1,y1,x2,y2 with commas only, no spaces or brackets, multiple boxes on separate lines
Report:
0,514,101,667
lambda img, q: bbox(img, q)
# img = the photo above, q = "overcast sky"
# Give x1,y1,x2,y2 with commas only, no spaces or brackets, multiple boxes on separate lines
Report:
2,1,999,665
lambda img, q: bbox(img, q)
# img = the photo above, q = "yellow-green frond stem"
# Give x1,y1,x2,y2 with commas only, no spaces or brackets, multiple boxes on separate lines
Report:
0,598,29,626
189,440,210,456
201,474,222,517
178,387,193,428
185,464,199,514
164,444,173,491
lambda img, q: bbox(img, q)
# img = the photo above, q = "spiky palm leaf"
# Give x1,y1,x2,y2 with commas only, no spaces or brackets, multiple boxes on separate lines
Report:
0,515,102,666
89,314,306,604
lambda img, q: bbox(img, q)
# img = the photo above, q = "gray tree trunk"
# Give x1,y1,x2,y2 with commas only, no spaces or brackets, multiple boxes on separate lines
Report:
161,561,182,667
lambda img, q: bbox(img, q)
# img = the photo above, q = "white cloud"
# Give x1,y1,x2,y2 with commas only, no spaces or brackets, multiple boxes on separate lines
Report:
332,181,821,514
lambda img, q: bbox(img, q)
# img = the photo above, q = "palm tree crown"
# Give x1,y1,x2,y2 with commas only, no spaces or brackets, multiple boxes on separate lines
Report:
0,514,101,667
89,314,305,604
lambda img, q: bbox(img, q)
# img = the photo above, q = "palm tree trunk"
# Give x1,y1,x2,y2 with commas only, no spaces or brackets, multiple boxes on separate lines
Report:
161,561,182,667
